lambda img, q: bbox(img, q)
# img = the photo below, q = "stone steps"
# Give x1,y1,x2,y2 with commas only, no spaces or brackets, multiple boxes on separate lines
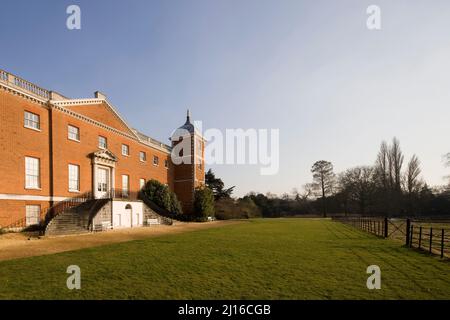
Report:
45,199,107,236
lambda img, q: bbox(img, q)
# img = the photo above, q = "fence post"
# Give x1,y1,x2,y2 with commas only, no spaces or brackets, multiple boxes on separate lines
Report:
384,217,388,238
429,227,433,254
405,219,411,246
441,229,445,259
409,225,414,248
418,226,422,249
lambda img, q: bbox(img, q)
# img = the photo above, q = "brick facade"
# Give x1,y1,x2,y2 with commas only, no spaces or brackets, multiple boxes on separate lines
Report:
0,69,204,227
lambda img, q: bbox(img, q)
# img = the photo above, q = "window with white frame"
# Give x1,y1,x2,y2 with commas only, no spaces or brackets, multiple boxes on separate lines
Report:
140,151,147,162
164,159,169,169
98,136,107,149
68,125,80,141
68,164,80,192
25,205,40,226
153,155,159,166
122,175,129,195
25,157,40,189
139,178,146,190
122,144,130,156
24,111,40,130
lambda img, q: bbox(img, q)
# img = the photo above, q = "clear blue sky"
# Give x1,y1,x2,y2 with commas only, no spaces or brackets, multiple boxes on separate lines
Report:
1,0,449,196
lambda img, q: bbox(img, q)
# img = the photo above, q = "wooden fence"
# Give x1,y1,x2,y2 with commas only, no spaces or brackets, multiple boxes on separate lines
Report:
408,220,450,258
332,216,450,259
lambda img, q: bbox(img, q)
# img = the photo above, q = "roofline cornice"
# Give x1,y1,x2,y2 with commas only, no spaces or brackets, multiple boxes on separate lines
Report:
50,103,172,154
1,69,173,154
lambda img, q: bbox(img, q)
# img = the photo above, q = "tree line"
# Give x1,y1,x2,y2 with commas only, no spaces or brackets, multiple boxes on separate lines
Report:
208,138,450,219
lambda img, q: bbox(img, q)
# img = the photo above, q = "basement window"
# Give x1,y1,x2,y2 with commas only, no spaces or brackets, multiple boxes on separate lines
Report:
25,205,40,226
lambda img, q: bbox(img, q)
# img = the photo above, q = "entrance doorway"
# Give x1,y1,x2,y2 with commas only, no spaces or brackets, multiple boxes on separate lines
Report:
97,167,110,198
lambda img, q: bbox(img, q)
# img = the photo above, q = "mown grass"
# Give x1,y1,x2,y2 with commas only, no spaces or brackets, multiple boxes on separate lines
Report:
0,219,448,299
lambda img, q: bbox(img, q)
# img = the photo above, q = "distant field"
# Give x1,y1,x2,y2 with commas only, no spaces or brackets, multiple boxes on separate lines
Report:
0,219,449,299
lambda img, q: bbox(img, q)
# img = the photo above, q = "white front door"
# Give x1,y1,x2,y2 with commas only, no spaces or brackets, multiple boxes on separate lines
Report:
97,167,110,198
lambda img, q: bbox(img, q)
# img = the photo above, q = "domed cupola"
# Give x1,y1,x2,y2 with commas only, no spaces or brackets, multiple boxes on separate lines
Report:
171,110,201,139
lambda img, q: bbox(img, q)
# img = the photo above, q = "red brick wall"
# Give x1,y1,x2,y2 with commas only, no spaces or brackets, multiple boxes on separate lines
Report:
64,102,134,135
0,83,203,226
51,108,172,198
0,200,50,228
0,89,51,196
0,88,181,226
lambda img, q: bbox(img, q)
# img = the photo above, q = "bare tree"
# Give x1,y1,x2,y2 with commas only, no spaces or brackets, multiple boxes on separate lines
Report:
375,141,389,189
444,153,450,185
403,154,423,214
373,138,404,214
311,160,335,217
301,183,316,201
445,153,450,166
405,155,422,195
387,137,404,191
339,166,375,215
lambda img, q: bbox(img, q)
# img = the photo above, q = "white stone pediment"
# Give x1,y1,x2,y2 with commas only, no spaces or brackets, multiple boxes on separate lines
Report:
91,149,118,166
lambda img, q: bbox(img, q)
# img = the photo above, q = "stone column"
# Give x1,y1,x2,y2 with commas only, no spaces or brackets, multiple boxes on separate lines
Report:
111,167,115,198
93,163,98,199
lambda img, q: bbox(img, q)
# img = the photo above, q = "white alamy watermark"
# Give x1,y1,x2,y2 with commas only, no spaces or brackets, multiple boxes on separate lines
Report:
66,265,81,290
366,265,381,289
366,5,381,30
66,5,81,30
171,120,279,175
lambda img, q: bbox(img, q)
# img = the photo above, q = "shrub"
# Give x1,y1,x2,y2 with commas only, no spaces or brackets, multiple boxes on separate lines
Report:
169,191,183,215
214,198,239,220
193,186,215,219
214,198,261,220
142,179,183,214
237,198,262,218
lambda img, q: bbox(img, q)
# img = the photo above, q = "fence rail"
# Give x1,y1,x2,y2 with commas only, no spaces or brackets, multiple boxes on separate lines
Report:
1,189,146,232
332,216,450,259
43,191,95,226
409,223,450,258
333,216,387,238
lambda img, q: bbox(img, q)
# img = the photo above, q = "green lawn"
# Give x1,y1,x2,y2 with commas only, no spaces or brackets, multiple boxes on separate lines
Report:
0,219,449,299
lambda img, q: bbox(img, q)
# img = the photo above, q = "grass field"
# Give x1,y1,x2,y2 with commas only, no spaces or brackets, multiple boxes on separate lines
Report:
0,218,449,299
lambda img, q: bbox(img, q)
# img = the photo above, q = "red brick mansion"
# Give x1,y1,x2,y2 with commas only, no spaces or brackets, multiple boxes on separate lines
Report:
0,68,205,234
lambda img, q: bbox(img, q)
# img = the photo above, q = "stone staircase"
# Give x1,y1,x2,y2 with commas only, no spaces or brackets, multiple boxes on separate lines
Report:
45,199,109,236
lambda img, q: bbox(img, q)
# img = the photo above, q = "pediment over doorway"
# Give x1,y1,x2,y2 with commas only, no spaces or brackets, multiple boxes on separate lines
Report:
91,149,118,166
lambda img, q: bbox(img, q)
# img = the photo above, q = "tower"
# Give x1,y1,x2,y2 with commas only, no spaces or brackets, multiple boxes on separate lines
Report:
171,110,205,214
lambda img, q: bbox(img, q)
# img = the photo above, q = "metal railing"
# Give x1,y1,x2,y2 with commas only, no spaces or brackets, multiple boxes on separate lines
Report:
43,191,95,226
332,216,450,259
106,189,140,201
332,216,388,238
3,188,156,232
409,222,450,258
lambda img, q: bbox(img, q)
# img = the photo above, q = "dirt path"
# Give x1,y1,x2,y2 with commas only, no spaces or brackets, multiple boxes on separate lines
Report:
0,220,241,262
